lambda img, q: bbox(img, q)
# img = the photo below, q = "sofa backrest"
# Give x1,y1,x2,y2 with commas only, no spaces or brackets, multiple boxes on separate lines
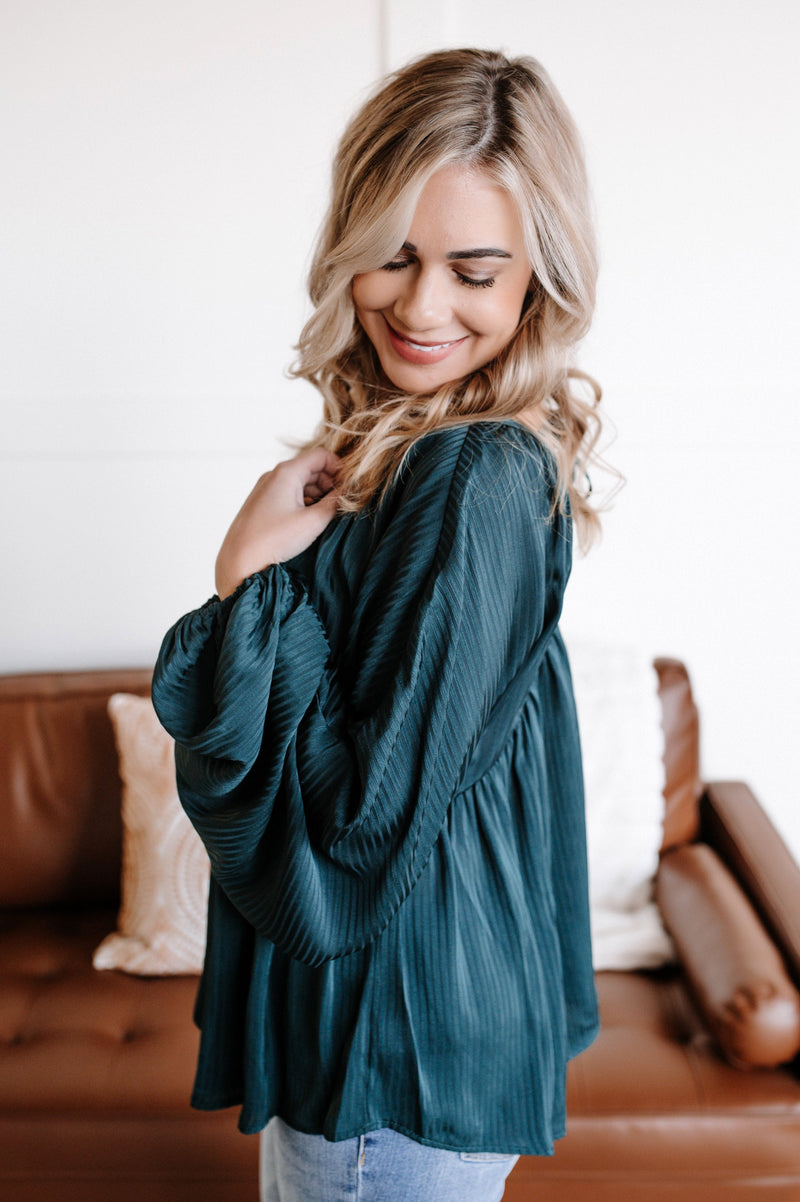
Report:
654,657,703,852
0,669,151,908
0,657,703,909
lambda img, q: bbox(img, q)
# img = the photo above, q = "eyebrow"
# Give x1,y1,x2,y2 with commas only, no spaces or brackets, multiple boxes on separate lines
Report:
401,241,512,261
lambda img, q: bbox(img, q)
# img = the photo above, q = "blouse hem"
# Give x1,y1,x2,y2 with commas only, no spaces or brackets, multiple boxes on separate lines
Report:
241,1108,562,1156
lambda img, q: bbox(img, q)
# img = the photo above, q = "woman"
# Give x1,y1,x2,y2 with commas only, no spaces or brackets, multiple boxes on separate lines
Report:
153,47,603,1202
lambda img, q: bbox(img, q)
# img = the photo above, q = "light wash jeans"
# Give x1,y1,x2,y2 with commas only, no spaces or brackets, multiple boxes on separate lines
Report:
260,1116,519,1202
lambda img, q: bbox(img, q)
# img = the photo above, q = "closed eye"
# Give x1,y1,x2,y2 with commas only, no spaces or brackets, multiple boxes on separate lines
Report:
455,272,495,289
381,260,495,289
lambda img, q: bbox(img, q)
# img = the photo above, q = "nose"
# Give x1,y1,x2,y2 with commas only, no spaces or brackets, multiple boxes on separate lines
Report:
391,266,451,332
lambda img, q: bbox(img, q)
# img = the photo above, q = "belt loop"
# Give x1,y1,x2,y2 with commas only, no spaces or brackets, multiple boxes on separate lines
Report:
358,1134,367,1168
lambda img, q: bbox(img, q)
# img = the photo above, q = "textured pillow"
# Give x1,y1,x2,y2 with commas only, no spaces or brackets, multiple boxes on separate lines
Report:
93,693,209,975
566,640,675,972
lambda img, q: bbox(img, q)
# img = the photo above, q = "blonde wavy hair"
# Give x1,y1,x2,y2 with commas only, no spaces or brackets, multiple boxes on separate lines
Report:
293,47,606,545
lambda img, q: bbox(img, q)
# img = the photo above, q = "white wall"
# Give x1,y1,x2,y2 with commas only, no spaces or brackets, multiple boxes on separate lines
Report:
2,1,799,857
1,0,380,663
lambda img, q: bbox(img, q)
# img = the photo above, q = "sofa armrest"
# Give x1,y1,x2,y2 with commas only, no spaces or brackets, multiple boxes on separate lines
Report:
700,780,800,989
657,842,800,1068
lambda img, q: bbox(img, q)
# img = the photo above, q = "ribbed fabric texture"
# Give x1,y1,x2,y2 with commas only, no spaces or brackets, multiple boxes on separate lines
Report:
152,422,599,1154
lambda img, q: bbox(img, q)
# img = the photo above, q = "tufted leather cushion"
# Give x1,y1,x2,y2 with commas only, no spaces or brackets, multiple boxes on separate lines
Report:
0,908,200,1109
0,907,257,1201
4,910,799,1198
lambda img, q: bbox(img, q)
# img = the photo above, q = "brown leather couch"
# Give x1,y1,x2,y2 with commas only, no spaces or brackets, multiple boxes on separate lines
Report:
1,662,799,1201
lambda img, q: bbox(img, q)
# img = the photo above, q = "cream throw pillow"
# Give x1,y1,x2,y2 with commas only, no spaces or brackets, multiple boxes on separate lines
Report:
566,640,676,972
93,693,209,975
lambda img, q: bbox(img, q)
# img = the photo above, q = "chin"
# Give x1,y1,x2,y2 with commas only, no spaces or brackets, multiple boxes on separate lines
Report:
383,364,461,393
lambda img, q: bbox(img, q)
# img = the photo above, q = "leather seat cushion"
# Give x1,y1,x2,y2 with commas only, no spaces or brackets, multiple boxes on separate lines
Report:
3,913,799,1196
3,914,800,1118
506,970,800,1197
0,909,201,1110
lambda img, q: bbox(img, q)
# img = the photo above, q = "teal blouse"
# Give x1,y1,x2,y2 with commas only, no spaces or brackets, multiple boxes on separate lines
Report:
152,421,599,1155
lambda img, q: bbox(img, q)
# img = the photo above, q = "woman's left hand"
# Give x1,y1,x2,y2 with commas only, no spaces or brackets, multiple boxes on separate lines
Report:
215,448,340,599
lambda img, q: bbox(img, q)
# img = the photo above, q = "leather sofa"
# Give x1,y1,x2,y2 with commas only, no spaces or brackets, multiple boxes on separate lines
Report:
1,661,799,1201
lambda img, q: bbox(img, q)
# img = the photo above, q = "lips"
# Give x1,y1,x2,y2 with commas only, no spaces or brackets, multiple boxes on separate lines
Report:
384,318,468,366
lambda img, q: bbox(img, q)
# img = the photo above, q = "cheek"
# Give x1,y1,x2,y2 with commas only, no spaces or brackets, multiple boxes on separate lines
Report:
494,274,533,333
476,291,527,339
464,268,531,337
352,271,394,314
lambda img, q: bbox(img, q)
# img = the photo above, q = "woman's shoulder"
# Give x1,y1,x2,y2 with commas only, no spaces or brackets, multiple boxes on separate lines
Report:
400,419,555,503
365,419,561,562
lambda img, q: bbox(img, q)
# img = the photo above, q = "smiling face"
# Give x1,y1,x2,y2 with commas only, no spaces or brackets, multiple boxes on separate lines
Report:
351,164,533,394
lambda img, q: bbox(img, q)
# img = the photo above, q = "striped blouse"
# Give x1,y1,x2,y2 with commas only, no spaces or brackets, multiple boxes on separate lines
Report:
152,420,599,1154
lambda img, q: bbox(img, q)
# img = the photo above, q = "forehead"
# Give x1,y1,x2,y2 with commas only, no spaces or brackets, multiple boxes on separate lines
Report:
407,163,525,250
